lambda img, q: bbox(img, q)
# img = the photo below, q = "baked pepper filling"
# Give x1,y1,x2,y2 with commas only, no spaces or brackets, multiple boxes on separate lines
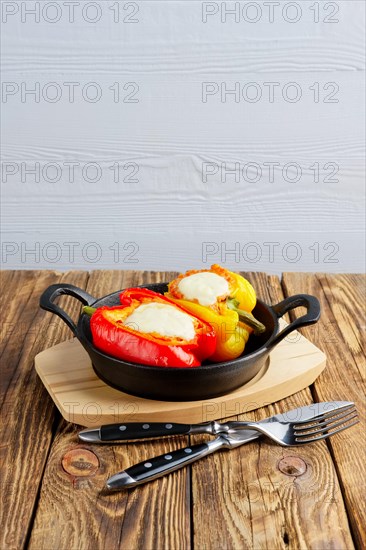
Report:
123,302,196,341
177,272,229,306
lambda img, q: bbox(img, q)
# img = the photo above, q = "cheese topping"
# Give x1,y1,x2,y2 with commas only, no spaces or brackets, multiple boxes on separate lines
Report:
178,272,229,306
124,302,195,341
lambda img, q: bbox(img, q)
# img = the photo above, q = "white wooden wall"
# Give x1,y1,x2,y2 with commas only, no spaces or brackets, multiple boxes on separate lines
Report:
1,0,365,273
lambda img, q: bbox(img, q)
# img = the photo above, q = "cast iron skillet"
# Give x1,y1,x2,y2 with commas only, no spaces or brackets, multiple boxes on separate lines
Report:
40,283,320,401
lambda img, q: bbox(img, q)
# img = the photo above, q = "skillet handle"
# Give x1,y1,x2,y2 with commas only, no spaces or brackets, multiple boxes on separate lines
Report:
39,284,96,336
268,294,320,348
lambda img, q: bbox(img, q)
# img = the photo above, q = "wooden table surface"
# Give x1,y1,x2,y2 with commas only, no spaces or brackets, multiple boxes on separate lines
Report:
1,270,365,550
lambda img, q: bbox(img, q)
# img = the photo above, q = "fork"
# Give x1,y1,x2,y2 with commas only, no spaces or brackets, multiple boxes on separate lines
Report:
106,403,358,490
234,403,358,446
80,401,355,443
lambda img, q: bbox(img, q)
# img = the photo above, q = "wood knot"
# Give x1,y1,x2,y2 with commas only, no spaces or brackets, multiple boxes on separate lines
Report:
62,449,99,477
278,456,307,476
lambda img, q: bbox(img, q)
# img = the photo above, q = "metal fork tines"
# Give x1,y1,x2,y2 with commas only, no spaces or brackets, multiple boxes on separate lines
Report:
237,404,359,446
293,406,359,443
216,401,355,436
291,401,355,426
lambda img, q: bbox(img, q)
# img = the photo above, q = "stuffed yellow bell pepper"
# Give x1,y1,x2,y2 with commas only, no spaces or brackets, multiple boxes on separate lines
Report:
166,264,265,363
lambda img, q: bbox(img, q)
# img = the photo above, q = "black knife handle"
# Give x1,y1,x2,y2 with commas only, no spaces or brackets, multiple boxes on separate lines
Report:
106,439,225,490
125,443,210,482
100,422,192,441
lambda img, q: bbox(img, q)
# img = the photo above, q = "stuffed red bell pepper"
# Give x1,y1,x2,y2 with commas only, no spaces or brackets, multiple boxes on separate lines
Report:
83,288,216,367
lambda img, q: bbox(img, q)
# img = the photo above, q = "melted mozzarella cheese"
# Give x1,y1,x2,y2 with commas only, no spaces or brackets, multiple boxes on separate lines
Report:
178,272,229,306
124,302,195,340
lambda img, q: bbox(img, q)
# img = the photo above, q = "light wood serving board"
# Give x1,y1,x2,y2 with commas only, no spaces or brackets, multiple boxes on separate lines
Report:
35,321,326,427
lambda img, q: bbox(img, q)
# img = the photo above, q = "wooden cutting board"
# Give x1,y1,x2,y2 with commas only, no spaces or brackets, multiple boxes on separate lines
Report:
35,322,326,427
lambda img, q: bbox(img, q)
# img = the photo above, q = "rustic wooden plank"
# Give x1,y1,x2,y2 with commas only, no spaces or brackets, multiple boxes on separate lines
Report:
282,273,366,549
29,270,191,550
191,272,354,550
0,270,89,550
0,270,55,393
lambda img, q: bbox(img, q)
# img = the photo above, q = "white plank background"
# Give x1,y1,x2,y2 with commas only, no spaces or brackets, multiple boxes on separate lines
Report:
1,0,365,273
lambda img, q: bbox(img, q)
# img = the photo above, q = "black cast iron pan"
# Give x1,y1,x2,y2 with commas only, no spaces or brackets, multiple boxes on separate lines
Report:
40,283,320,401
